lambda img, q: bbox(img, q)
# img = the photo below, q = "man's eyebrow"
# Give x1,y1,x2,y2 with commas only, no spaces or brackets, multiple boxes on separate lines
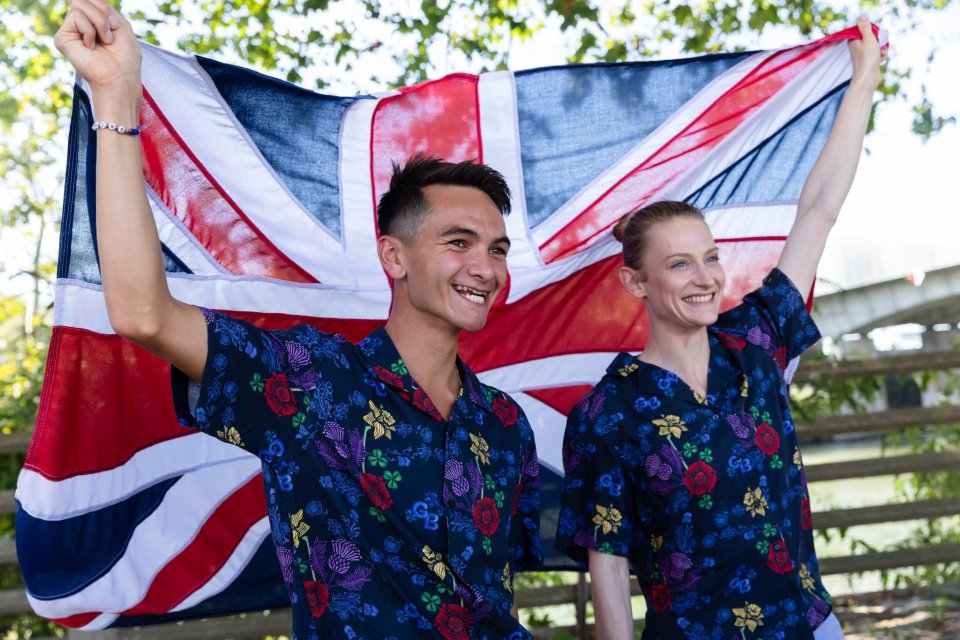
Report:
440,227,511,247
440,226,480,239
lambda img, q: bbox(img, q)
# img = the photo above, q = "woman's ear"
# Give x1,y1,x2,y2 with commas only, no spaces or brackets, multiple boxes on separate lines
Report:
378,235,407,280
619,265,647,300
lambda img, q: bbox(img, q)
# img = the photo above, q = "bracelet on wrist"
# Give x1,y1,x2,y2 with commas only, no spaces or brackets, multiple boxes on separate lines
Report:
91,121,142,135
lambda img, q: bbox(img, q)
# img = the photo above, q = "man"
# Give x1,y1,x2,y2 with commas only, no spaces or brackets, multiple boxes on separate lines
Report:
55,2,542,638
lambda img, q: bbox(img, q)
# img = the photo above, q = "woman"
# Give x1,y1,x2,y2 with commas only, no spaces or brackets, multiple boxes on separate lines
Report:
555,18,882,640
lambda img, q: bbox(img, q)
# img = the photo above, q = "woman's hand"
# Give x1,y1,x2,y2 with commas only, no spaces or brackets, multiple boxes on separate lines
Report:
848,15,883,90
54,0,142,98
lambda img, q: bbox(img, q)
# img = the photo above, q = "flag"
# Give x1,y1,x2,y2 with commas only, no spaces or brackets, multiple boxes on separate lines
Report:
16,25,882,629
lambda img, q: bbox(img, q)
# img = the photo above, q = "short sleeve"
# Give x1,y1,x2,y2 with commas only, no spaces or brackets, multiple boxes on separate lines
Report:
713,268,822,369
509,408,543,572
555,389,636,566
171,310,345,459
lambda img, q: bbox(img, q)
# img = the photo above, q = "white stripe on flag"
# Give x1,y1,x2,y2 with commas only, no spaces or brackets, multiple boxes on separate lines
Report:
477,71,543,273
703,203,798,239
171,518,271,612
137,44,350,284
512,393,567,475
146,185,229,277
53,277,391,335
339,95,393,290
26,459,263,620
529,48,775,245
15,433,255,521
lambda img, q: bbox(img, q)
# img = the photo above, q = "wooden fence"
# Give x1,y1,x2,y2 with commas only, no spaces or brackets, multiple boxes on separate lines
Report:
4,347,959,639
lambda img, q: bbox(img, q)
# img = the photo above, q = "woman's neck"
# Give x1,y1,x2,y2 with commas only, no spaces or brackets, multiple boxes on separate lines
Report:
640,326,711,397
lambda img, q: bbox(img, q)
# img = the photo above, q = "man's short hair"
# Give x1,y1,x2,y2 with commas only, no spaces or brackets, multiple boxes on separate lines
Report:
377,154,512,242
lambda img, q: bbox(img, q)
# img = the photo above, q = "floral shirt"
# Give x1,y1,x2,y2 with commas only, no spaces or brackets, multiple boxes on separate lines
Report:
172,313,542,640
556,269,829,640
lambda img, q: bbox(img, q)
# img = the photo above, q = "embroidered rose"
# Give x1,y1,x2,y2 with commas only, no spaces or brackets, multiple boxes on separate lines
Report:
683,460,717,496
372,365,404,389
413,386,441,420
717,333,747,350
435,603,472,640
302,579,329,618
473,497,501,536
264,373,297,416
650,583,672,612
754,423,780,455
801,498,813,531
360,472,393,510
767,540,794,575
492,397,519,426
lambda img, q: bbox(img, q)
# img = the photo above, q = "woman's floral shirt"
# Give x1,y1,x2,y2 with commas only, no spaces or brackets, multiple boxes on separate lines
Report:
556,269,830,640
172,313,542,640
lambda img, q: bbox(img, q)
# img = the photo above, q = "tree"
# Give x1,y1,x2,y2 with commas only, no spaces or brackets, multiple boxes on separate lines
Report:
0,0,955,636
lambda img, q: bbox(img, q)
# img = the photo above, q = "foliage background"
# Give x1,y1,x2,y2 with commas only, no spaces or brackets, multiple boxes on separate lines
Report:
1,0,956,636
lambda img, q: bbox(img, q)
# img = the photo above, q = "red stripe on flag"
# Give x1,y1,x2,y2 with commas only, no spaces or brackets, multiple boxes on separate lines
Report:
122,475,267,615
370,74,482,222
26,327,191,481
139,90,317,283
525,386,594,417
48,611,102,629
462,239,784,374
539,44,827,264
28,316,381,480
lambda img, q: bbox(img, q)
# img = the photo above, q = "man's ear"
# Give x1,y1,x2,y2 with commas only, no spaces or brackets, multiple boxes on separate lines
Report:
378,234,407,280
618,265,647,300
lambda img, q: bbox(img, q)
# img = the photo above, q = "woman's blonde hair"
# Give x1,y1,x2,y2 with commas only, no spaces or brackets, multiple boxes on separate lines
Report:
613,200,705,270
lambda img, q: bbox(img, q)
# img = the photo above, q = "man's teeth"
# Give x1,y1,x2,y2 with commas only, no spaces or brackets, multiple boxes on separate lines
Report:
684,293,713,303
454,285,486,304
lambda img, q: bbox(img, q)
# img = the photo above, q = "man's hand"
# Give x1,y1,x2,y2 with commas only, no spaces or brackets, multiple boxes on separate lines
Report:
55,0,142,96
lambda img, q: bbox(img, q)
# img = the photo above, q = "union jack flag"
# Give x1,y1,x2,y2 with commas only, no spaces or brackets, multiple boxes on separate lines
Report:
16,25,882,629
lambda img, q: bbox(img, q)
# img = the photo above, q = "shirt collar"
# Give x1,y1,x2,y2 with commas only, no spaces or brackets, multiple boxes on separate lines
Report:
359,327,492,413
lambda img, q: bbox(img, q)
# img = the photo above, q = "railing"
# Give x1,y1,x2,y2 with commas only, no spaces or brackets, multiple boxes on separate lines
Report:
5,347,959,639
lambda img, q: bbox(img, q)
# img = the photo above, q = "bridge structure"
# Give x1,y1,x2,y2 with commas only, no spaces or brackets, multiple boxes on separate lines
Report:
812,263,960,343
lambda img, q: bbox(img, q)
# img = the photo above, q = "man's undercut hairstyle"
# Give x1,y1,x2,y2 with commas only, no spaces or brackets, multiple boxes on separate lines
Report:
377,154,512,242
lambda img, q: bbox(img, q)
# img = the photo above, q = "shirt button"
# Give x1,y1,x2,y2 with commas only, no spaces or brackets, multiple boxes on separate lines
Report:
713,414,720,420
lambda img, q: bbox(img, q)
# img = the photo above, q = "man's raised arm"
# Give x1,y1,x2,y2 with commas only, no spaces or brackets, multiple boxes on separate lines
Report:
56,0,207,380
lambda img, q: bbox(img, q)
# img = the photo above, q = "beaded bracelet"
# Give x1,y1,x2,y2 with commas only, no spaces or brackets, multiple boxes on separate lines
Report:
91,121,142,135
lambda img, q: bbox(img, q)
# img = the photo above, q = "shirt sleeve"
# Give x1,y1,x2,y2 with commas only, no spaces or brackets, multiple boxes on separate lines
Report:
555,387,636,566
171,309,345,460
713,268,822,370
509,406,543,572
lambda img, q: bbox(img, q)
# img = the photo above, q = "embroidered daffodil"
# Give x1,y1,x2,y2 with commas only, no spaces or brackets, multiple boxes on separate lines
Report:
793,447,802,467
216,426,244,446
618,362,639,377
470,433,491,465
421,545,448,581
592,504,622,535
502,562,513,591
799,563,815,590
692,389,708,406
733,602,764,632
653,415,687,439
651,535,663,552
363,400,396,439
743,487,768,518
290,509,310,548
740,376,749,397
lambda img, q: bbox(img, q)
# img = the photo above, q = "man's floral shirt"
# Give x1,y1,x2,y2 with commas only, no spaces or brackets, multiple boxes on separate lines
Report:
556,269,830,640
172,314,542,640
